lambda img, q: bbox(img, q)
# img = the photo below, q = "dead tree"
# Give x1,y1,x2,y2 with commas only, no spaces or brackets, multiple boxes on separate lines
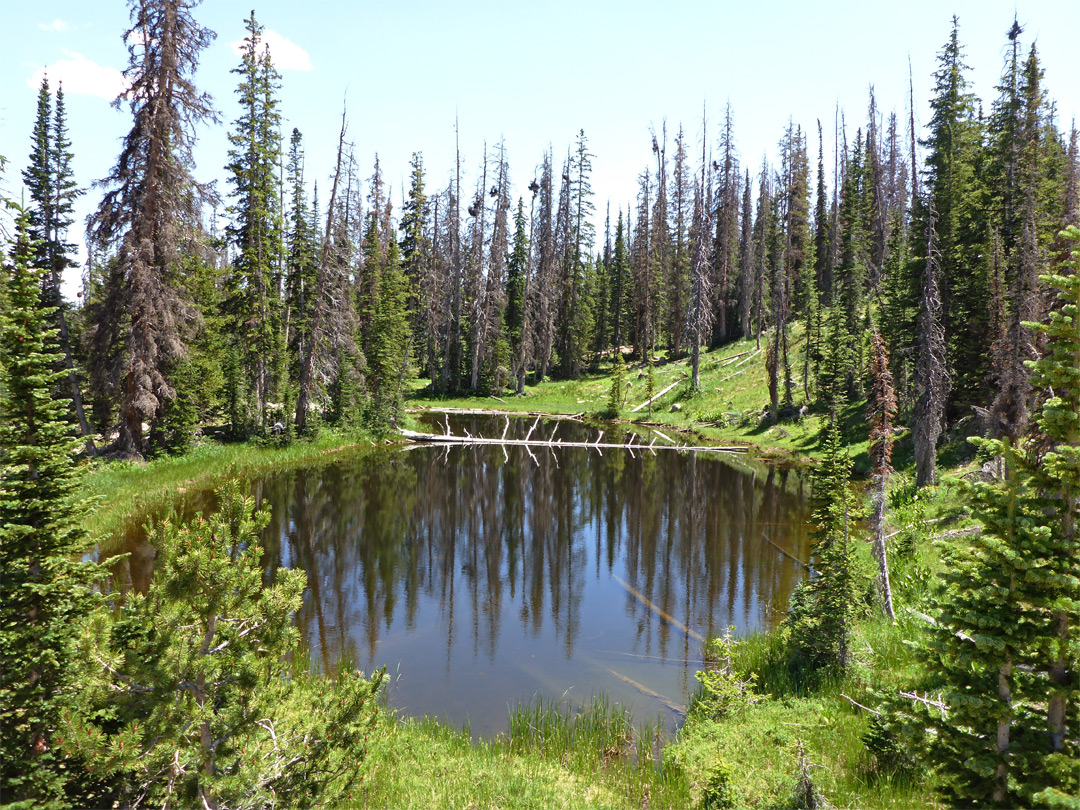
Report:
914,201,949,487
295,107,347,435
868,327,897,619
688,108,714,389
87,0,218,457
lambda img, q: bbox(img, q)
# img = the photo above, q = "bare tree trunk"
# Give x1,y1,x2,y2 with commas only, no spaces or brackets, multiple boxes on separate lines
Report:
872,472,895,620
295,108,346,435
914,201,949,487
994,654,1012,804
53,285,96,455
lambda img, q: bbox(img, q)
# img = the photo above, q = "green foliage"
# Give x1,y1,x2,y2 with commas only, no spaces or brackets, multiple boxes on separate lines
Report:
785,418,859,673
366,239,412,429
506,198,528,357
224,11,285,436
702,756,738,809
69,481,385,809
606,351,627,416
693,630,761,719
0,210,100,809
898,228,1080,807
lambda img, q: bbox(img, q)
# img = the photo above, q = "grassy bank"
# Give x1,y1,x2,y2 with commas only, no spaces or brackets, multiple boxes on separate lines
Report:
408,322,877,469
81,429,385,538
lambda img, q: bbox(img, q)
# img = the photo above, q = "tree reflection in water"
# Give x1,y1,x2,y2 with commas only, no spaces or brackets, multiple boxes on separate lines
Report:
123,415,810,736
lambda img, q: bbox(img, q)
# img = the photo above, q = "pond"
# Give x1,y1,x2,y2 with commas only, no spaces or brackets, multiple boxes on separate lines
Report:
120,414,812,737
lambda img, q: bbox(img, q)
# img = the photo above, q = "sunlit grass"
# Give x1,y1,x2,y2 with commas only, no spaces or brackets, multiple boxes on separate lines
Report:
79,429,382,540
407,320,863,468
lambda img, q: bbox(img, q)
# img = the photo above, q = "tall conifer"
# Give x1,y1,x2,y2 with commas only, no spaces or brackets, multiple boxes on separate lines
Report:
0,211,99,807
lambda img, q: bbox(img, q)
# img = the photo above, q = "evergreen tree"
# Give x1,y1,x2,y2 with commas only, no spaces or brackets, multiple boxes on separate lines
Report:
399,151,429,374
0,211,100,808
911,227,1080,807
87,0,218,457
609,209,630,354
668,125,691,357
22,78,56,272
920,16,989,416
224,11,284,435
991,39,1053,439
366,239,411,428
607,349,627,414
21,79,93,453
713,103,740,343
555,131,595,377
284,127,317,418
506,198,528,379
784,408,858,672
69,483,386,810
1023,228,1080,804
813,120,833,305
738,169,755,338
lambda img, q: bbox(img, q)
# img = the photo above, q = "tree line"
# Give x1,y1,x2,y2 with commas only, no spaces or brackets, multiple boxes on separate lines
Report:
6,4,1075,465
2,0,1079,806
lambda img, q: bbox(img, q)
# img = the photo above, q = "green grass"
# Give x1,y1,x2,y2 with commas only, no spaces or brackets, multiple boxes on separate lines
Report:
359,696,691,809
80,429,384,540
408,322,865,469
668,603,944,809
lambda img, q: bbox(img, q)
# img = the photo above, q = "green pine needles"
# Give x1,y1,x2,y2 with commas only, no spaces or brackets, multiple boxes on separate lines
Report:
908,226,1080,807
783,416,859,674
0,210,100,809
68,481,386,810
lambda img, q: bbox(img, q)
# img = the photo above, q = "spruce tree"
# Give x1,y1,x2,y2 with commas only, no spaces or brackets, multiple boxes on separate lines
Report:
22,78,56,270
0,210,100,808
366,239,411,428
917,227,1080,806
284,127,317,421
506,198,528,377
784,402,858,672
87,0,217,457
399,151,428,374
919,16,989,416
609,210,630,354
224,11,284,435
1022,225,1080,803
21,79,93,453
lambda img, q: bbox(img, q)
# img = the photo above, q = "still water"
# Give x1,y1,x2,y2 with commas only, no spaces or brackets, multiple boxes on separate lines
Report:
124,415,811,736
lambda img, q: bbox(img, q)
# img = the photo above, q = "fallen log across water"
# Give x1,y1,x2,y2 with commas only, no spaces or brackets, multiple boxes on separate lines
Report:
399,416,748,455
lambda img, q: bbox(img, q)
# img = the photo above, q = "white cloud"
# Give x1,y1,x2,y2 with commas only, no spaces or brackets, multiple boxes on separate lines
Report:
38,18,70,32
230,29,312,72
27,51,127,100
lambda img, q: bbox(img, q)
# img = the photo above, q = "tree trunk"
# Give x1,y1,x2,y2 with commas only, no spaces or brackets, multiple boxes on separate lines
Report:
295,109,346,435
994,656,1012,805
872,473,895,619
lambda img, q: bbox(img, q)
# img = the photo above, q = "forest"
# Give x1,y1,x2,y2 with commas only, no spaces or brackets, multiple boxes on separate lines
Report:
1,0,1077,808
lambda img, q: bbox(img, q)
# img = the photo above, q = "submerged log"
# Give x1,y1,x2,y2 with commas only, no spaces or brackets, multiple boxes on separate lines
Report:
612,574,706,644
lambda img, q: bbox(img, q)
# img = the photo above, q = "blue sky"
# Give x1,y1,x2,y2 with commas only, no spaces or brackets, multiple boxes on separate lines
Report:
1,1,1078,299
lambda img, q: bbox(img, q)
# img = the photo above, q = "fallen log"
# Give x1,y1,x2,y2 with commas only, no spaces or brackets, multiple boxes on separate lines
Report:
630,377,686,413
399,428,748,454
612,574,706,644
